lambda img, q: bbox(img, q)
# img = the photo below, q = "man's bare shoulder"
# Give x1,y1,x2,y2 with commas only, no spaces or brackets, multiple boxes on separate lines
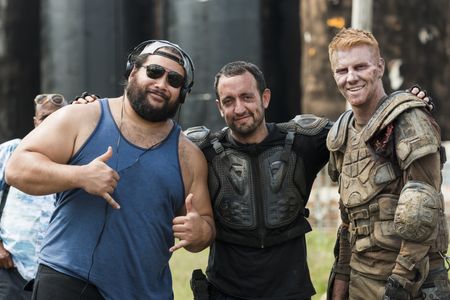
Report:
52,98,102,123
178,133,206,162
35,99,107,156
178,132,208,194
178,133,207,175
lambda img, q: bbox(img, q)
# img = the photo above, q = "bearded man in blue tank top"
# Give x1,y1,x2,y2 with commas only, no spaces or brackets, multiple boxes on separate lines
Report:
5,40,215,300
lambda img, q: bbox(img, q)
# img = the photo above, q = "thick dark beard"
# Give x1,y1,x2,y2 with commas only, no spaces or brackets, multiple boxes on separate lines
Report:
126,78,180,122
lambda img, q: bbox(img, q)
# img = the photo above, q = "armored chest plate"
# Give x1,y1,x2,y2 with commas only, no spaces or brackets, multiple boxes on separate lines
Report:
340,125,398,208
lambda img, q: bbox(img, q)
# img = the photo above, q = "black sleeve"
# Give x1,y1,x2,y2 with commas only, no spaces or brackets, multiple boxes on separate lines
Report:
293,126,330,188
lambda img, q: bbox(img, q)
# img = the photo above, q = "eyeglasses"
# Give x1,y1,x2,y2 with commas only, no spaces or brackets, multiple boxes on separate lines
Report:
141,64,185,89
34,94,66,106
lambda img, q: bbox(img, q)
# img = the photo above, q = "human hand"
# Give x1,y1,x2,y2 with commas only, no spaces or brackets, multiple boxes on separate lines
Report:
383,276,410,300
332,278,349,300
170,194,205,252
72,92,100,104
0,241,13,269
407,84,434,111
82,146,120,209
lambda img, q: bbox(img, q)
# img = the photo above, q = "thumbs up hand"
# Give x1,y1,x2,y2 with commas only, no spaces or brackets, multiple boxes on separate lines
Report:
170,194,204,252
81,146,120,209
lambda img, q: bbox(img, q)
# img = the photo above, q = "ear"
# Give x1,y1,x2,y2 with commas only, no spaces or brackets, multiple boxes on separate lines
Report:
262,88,271,109
378,57,385,78
33,116,38,128
215,99,224,117
129,65,139,78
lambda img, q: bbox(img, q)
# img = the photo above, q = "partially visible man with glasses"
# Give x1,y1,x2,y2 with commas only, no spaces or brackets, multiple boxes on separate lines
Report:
0,94,68,300
33,94,67,124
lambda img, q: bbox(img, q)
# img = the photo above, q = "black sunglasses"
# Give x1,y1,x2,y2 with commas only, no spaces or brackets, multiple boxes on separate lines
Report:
34,94,66,106
141,64,185,89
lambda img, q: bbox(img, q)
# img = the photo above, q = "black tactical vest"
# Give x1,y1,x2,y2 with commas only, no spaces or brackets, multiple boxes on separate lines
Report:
204,129,310,248
186,115,331,248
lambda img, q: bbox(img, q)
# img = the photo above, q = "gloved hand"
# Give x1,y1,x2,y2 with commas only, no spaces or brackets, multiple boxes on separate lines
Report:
72,91,100,104
407,84,435,112
383,275,410,300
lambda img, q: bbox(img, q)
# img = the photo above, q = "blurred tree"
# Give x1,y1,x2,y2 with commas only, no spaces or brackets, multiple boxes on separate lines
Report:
373,0,450,139
300,0,351,121
300,0,450,139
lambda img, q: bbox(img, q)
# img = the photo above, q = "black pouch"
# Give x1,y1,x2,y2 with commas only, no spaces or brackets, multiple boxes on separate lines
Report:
190,269,209,300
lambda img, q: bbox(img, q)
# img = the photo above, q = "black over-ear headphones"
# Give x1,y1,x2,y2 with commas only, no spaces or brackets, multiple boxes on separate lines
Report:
124,40,195,103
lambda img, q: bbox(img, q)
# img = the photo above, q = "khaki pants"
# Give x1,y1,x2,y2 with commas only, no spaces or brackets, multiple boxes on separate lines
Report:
348,270,385,300
349,267,450,300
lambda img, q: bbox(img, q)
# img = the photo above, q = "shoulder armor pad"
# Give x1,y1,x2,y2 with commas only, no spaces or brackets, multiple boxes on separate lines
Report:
326,110,353,152
183,126,211,149
277,114,331,136
184,126,229,150
394,108,440,170
394,180,441,242
362,91,426,143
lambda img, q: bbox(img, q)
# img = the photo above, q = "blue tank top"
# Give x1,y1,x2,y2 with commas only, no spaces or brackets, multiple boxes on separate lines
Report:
40,99,185,299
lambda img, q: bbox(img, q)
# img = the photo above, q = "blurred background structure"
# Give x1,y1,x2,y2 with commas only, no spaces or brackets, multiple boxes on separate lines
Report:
0,0,449,228
1,0,449,139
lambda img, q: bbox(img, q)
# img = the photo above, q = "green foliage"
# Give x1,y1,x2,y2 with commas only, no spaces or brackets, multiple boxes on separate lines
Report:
170,229,336,300
306,229,337,300
171,248,208,299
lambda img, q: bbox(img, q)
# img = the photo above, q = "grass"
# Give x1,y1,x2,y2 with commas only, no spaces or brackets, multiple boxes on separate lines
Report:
306,229,336,300
170,228,336,300
170,246,209,299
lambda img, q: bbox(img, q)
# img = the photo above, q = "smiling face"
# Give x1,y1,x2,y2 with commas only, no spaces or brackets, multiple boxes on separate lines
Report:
216,71,271,143
331,44,385,110
126,52,185,122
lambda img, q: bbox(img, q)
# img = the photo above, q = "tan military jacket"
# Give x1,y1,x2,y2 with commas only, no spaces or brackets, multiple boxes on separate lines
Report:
327,92,448,281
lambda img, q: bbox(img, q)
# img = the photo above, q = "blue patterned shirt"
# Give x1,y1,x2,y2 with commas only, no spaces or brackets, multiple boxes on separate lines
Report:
0,139,56,281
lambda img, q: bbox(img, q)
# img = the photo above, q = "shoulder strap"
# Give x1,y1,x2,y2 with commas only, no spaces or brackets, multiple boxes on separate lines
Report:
280,131,295,162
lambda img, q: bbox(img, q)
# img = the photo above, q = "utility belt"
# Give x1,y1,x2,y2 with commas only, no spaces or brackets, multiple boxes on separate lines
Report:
347,194,400,253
